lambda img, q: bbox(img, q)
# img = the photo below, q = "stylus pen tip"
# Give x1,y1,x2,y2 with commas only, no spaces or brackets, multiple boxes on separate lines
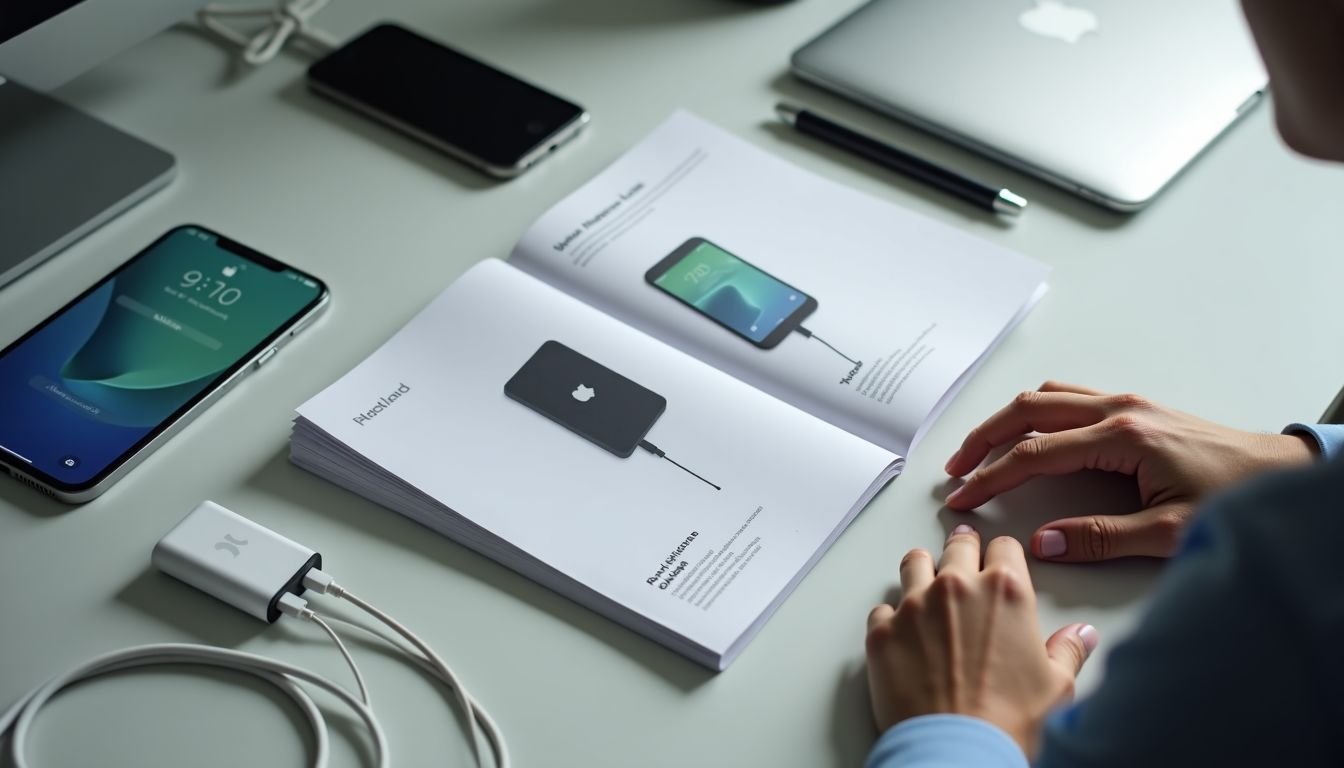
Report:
993,189,1028,216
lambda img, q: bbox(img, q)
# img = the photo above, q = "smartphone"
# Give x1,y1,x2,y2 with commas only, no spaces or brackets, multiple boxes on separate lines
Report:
307,23,589,178
645,237,818,349
0,225,329,502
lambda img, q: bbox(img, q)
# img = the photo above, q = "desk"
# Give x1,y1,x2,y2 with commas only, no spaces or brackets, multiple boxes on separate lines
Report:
3,1,1342,765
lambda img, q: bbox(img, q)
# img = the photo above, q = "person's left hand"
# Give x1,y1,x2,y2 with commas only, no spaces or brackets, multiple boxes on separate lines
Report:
865,525,1099,757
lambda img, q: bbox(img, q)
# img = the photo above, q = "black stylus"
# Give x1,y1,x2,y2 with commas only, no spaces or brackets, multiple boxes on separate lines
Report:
775,103,1027,217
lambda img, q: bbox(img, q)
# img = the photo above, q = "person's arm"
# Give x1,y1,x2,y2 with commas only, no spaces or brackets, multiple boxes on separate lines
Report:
1035,461,1344,766
867,461,1344,768
1283,422,1344,461
866,715,1027,768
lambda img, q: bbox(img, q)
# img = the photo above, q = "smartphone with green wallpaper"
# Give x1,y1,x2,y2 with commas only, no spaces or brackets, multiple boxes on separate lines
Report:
645,237,817,349
0,225,329,502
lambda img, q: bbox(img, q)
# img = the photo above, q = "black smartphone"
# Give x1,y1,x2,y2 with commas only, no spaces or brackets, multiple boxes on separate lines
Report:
504,340,666,459
307,23,589,178
0,225,329,502
645,237,818,349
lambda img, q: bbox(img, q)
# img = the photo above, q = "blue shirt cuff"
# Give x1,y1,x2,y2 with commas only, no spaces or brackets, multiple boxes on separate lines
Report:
1283,423,1344,462
866,714,1028,768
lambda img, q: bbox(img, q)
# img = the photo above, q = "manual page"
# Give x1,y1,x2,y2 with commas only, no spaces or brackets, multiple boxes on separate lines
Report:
295,260,899,668
510,111,1048,454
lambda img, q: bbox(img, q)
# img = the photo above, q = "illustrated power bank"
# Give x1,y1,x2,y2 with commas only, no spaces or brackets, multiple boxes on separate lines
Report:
504,340,667,458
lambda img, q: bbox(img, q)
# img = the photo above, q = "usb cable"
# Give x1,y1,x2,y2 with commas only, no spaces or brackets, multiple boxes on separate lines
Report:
638,439,721,491
197,0,339,65
295,569,508,767
0,639,387,768
0,502,509,768
795,325,860,366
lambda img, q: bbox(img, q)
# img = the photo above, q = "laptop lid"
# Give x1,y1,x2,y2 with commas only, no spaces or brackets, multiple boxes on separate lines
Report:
791,0,1267,210
0,81,175,291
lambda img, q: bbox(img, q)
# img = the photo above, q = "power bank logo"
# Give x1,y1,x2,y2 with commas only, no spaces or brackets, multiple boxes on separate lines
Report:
215,534,248,557
571,384,595,402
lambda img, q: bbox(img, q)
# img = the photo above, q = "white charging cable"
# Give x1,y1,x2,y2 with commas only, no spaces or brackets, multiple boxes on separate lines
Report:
0,640,387,768
2,502,510,767
289,572,511,768
197,0,340,65
0,586,509,768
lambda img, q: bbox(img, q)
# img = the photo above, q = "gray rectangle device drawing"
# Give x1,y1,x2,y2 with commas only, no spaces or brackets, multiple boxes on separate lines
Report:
503,340,666,459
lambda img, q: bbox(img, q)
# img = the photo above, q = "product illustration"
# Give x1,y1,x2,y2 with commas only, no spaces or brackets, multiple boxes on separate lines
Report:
503,340,720,490
645,237,859,369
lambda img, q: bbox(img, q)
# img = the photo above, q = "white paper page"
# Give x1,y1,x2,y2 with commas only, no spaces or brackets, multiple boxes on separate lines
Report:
510,111,1049,455
296,260,896,659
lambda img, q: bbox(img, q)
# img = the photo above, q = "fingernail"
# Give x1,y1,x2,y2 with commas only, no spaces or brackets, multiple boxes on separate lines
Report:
1039,529,1068,558
944,484,966,506
948,524,976,542
944,451,960,474
1077,624,1099,654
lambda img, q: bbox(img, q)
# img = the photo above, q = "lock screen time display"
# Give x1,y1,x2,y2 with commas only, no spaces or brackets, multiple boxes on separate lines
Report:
0,226,324,489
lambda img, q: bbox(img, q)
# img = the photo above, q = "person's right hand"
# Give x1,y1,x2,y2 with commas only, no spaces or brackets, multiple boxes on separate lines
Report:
943,381,1318,562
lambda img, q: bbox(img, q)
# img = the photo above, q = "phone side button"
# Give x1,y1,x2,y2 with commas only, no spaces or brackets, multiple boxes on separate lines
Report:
253,347,279,370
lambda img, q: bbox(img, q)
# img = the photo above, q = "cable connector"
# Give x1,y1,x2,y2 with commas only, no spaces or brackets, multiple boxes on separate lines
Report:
302,568,345,598
277,592,314,620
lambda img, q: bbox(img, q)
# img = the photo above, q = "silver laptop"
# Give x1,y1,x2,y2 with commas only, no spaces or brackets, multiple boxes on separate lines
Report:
0,81,176,290
791,0,1267,211
0,0,197,290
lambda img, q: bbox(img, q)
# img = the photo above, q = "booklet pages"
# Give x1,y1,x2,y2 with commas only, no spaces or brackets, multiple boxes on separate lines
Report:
291,112,1046,669
294,261,901,669
511,111,1049,455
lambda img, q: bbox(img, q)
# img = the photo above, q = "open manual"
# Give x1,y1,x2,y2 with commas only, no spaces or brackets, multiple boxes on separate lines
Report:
291,111,1049,670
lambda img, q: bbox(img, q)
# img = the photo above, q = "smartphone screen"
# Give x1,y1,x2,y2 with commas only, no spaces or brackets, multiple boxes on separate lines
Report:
307,23,588,176
0,226,326,494
645,237,818,349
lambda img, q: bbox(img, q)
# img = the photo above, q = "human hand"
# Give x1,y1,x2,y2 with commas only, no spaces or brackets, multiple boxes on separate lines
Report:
944,381,1317,561
865,526,1097,756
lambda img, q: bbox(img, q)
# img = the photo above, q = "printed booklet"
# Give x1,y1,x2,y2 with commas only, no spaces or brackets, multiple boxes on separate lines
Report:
290,112,1049,669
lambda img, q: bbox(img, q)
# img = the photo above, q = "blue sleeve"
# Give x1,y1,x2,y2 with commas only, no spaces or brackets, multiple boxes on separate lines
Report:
866,715,1027,768
1035,460,1344,767
1283,423,1344,461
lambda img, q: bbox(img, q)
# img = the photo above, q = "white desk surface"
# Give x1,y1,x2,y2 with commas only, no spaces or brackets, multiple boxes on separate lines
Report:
3,1,1343,766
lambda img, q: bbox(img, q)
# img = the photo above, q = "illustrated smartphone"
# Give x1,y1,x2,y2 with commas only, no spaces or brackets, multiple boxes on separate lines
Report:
645,237,818,349
0,225,329,502
307,23,590,179
504,341,665,458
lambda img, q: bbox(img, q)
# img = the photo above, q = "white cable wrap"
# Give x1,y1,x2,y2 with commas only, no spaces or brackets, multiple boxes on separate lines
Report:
0,583,509,767
0,643,387,768
197,0,339,65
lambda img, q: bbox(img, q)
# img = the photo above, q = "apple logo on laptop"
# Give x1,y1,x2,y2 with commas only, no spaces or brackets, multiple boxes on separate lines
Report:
572,384,595,402
1019,0,1098,44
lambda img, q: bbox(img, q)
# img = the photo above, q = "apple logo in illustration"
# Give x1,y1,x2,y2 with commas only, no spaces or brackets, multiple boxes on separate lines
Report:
572,384,595,402
1019,0,1099,44
221,265,238,277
